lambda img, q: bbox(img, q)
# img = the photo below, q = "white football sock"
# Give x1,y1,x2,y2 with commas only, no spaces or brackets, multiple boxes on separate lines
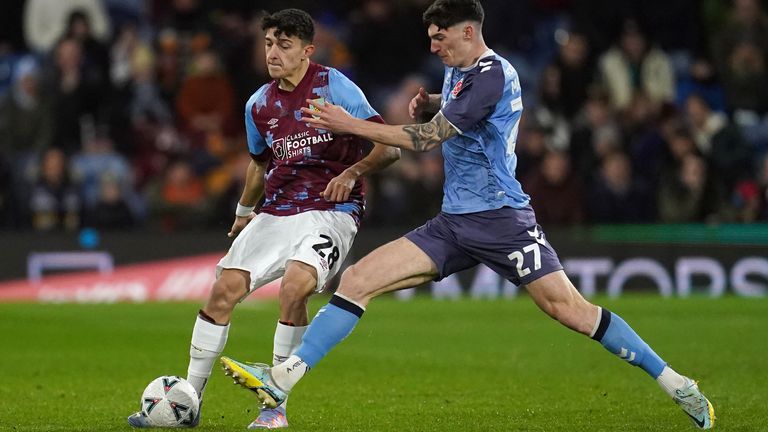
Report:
656,366,688,397
273,321,308,366
187,315,229,399
269,322,307,410
271,355,309,392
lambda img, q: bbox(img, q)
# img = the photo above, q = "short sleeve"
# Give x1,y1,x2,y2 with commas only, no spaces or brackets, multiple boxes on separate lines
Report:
245,91,268,158
441,60,505,133
328,68,380,120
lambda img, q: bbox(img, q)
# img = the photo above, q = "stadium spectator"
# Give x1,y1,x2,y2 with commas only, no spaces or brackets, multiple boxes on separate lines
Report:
598,20,675,111
626,104,679,189
23,0,110,53
524,150,585,226
28,148,81,231
533,64,571,150
109,23,172,156
658,153,724,223
44,37,103,155
515,118,549,182
145,159,208,232
684,93,751,188
675,57,727,113
175,50,237,167
0,56,53,162
70,132,137,217
729,178,762,223
548,31,595,120
83,175,136,229
569,88,621,183
347,0,425,103
211,10,271,111
712,0,768,115
64,9,110,87
310,14,354,75
587,151,653,223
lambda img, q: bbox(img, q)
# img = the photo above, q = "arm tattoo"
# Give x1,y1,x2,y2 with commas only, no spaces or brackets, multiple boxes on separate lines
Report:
402,112,458,152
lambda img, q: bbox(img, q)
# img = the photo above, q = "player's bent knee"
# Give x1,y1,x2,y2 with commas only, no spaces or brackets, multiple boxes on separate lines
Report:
337,265,371,301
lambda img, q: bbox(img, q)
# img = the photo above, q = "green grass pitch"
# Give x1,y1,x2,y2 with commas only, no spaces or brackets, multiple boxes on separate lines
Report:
1,296,766,431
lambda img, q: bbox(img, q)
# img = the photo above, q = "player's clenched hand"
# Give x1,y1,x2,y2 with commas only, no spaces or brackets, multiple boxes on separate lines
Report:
228,213,255,238
409,87,430,119
323,169,357,202
301,100,354,134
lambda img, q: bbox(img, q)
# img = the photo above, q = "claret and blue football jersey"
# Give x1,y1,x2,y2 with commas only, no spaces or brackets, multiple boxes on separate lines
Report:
439,49,529,214
245,62,383,224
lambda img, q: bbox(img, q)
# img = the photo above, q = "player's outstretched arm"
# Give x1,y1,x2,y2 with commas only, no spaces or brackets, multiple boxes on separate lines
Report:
302,101,458,153
228,159,267,238
322,143,400,202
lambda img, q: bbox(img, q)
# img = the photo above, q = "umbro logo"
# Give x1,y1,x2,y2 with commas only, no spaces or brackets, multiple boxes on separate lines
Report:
268,118,279,128
527,226,546,245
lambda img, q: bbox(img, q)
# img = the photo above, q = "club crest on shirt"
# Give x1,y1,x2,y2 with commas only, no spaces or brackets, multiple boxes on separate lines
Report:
451,78,464,98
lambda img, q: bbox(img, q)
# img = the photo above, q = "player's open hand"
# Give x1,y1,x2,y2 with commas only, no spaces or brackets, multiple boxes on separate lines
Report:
228,213,255,238
301,100,354,134
408,87,430,119
323,169,357,202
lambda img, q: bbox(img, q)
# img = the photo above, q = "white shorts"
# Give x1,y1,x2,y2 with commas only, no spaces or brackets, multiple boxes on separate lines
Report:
216,210,358,294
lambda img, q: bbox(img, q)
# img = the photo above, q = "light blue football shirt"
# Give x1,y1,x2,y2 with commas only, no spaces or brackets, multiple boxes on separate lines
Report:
438,49,529,214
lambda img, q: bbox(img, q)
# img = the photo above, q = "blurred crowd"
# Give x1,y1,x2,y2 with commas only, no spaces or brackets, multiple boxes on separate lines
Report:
1,0,768,233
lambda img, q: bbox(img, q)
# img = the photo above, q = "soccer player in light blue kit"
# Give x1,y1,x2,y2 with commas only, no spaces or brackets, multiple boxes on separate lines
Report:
220,0,715,428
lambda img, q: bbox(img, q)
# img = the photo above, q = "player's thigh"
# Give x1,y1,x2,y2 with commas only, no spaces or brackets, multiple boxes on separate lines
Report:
525,270,585,308
288,210,358,293
218,212,315,295
525,270,596,333
337,237,438,301
458,207,563,286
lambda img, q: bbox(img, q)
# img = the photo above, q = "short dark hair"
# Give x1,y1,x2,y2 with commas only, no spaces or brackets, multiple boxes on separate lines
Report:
261,9,315,43
423,0,484,29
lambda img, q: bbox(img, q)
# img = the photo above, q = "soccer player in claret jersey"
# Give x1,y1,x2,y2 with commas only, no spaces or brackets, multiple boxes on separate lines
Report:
220,1,715,429
127,8,399,430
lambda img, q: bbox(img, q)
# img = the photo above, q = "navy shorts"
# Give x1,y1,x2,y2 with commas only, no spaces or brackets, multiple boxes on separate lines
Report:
405,206,563,286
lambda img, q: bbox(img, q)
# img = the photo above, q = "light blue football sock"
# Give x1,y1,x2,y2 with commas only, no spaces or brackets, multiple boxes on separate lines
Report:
592,308,666,379
294,294,364,368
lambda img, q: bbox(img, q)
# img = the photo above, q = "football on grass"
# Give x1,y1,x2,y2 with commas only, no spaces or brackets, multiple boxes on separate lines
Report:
140,376,199,427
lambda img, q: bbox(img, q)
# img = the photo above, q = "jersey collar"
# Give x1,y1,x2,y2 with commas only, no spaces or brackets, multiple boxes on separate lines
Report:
458,49,496,72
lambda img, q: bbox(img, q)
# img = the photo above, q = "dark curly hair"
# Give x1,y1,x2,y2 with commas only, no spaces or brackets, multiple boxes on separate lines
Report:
423,0,484,29
261,8,315,43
